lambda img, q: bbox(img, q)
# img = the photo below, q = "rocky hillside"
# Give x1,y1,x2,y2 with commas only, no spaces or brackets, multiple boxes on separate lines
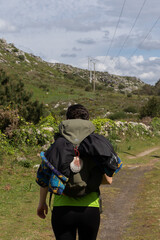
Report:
0,38,145,93
50,63,145,93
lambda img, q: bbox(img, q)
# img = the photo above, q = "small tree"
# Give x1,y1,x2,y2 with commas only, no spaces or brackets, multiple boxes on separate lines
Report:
139,97,160,118
0,69,44,123
118,83,125,90
85,85,92,92
0,108,19,137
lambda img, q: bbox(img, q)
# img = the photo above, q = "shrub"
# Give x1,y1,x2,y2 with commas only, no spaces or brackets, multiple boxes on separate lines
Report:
118,84,125,90
11,114,59,147
70,88,74,94
96,85,103,90
13,48,19,53
18,55,25,61
18,160,32,168
0,130,15,155
139,97,160,118
92,118,118,150
123,106,137,113
39,84,49,92
106,87,114,92
0,69,45,123
108,111,127,120
0,108,20,137
85,85,92,91
151,118,160,135
140,84,155,95
75,82,84,88
0,153,3,165
127,93,132,98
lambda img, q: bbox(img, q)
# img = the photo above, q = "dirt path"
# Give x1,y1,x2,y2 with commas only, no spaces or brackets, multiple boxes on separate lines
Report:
98,148,160,240
128,146,160,159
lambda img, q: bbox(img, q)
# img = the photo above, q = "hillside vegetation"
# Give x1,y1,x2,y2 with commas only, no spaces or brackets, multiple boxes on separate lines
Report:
1,38,160,149
0,38,152,119
1,38,160,131
1,39,160,240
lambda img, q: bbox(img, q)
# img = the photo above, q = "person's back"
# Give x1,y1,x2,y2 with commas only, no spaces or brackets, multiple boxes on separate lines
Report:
37,104,113,240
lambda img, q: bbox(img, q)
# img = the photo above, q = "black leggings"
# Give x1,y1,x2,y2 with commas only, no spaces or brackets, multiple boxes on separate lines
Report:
51,206,100,240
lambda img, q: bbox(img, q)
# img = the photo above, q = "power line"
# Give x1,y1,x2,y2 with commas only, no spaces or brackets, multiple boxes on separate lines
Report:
128,15,160,60
103,0,127,64
114,14,160,70
115,0,147,58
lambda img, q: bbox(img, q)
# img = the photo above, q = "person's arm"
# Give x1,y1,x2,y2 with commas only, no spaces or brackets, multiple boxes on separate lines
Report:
37,186,49,219
101,173,112,185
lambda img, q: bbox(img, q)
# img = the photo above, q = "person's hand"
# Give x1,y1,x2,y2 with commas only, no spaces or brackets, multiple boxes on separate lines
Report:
101,174,112,185
37,202,48,219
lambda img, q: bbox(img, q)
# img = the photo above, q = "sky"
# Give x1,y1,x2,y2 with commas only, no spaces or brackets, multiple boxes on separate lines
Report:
0,0,160,85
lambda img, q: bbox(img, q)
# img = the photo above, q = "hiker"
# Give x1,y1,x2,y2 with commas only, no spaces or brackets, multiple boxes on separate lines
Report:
37,104,120,240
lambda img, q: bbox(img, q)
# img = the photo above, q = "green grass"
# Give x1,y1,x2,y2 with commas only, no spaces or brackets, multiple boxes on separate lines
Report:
1,137,160,239
122,160,160,240
0,43,147,120
1,40,160,239
117,136,160,165
0,150,54,240
116,137,160,239
27,84,144,120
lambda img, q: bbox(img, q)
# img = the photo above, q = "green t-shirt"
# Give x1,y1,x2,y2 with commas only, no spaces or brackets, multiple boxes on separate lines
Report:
53,192,100,208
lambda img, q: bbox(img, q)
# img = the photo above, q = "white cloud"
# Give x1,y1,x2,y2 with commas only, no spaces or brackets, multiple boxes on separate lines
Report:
149,57,159,61
131,55,144,64
139,72,156,83
0,19,16,32
48,59,60,64
0,0,160,84
77,54,160,85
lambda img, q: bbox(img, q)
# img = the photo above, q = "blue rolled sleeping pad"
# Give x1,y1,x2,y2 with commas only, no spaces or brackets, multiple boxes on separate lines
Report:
36,152,69,195
104,156,123,177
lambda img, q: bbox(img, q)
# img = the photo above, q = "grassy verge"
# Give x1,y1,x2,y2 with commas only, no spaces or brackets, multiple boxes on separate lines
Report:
117,137,160,240
0,137,160,240
0,149,54,240
122,160,160,240
117,136,160,165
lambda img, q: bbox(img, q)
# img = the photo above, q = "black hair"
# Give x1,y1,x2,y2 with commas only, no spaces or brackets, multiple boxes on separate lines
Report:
66,104,89,120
